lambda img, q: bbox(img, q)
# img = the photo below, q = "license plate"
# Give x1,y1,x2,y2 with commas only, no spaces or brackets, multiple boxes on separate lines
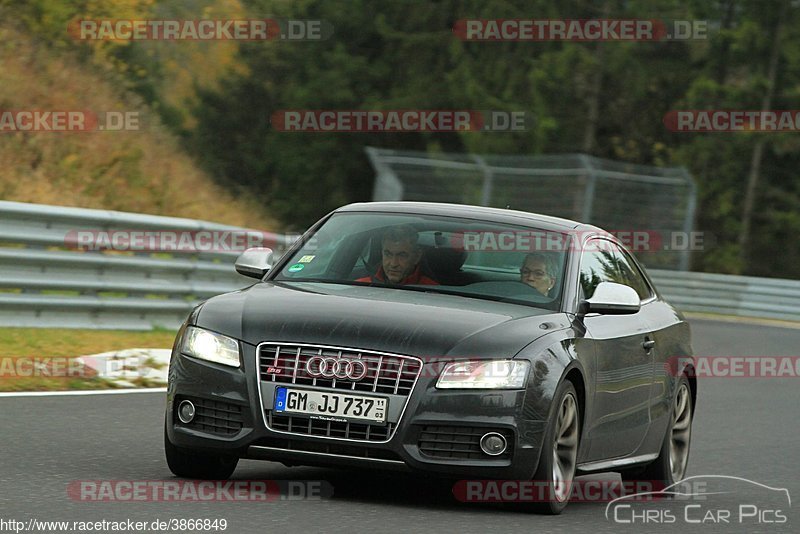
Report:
274,387,387,424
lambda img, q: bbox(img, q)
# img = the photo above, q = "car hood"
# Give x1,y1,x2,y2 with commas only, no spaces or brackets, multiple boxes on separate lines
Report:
195,282,569,360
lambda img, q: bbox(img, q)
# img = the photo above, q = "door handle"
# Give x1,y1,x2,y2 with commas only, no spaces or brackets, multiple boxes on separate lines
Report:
642,338,655,351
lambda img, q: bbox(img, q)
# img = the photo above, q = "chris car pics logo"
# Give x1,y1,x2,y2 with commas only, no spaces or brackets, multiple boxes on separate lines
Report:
606,475,790,525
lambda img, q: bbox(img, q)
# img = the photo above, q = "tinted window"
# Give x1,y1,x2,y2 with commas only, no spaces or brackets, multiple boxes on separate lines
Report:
579,240,652,300
613,247,653,299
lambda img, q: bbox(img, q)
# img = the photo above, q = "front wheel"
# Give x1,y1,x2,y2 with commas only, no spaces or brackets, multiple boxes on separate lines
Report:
164,425,239,480
528,380,580,515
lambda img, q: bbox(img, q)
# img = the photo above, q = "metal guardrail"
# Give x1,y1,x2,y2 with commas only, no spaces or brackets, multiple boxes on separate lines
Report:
0,200,796,330
0,200,292,330
648,269,800,323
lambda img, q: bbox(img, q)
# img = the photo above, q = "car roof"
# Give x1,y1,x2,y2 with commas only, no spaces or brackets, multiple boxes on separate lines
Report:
336,201,604,234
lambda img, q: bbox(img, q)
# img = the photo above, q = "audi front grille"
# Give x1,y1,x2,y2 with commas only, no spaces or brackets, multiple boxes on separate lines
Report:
257,342,423,443
258,343,422,395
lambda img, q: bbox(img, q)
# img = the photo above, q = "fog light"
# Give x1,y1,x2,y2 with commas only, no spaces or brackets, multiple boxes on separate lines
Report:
178,400,196,424
479,432,508,456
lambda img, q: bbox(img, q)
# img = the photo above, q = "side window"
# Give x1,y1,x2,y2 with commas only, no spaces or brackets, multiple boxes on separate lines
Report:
612,248,653,300
578,241,618,299
578,240,652,300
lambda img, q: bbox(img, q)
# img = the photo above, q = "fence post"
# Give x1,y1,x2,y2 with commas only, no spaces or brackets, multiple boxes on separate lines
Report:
366,147,404,201
472,155,494,207
579,154,597,223
680,168,698,272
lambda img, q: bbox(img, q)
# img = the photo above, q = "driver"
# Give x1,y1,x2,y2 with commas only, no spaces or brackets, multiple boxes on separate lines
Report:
520,253,557,297
356,225,438,286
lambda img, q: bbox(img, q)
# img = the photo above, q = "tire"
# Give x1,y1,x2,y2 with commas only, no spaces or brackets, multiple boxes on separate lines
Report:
528,380,580,515
621,376,693,490
164,425,239,480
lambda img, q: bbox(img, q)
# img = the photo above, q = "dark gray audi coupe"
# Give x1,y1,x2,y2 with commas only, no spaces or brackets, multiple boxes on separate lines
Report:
165,202,697,514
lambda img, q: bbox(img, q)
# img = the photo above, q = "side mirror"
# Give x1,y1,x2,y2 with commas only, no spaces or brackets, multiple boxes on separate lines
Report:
578,281,641,316
235,247,274,279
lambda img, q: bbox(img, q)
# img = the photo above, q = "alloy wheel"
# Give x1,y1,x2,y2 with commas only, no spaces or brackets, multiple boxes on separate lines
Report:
669,383,692,481
551,392,579,502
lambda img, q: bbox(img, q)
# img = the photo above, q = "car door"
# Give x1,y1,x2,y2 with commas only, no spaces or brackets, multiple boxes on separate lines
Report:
626,253,693,436
579,238,656,461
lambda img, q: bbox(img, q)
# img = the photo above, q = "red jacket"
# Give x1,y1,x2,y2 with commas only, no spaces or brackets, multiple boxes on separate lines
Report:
356,265,439,286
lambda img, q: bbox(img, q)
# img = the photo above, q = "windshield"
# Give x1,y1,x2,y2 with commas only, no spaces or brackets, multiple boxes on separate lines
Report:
272,212,568,310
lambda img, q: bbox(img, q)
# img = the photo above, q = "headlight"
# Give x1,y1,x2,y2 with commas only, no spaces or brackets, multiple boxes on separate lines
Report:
436,360,529,389
182,327,241,368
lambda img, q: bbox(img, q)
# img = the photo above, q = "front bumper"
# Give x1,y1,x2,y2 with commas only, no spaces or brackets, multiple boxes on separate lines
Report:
166,341,548,480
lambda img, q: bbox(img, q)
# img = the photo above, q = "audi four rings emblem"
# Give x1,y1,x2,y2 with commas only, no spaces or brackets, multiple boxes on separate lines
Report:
305,356,368,381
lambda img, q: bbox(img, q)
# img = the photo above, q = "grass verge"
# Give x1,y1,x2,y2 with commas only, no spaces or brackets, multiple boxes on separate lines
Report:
0,327,176,392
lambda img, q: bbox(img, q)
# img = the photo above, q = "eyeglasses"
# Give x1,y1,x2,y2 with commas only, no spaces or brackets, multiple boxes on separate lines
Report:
520,268,549,278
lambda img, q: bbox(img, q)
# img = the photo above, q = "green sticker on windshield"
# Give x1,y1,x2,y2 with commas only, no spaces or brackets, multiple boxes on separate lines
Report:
287,263,305,273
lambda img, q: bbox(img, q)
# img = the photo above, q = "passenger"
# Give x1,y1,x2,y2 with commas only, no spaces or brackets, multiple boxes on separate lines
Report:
520,253,557,297
356,225,438,286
